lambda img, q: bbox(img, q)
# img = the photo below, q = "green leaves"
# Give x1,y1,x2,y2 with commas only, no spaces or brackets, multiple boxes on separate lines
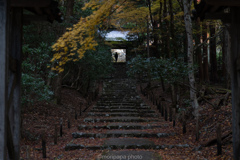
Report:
21,43,54,106
22,43,52,74
80,45,113,80
62,44,114,95
21,73,53,106
127,55,190,84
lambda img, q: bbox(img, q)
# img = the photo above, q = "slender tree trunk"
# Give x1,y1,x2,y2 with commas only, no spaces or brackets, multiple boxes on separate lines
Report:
184,32,188,63
163,0,170,58
195,20,203,82
159,1,163,57
55,73,63,104
66,0,74,18
172,84,178,127
170,84,177,122
152,22,159,57
222,28,226,81
183,0,200,141
202,21,209,82
147,0,153,26
147,0,158,57
223,25,231,89
160,75,165,92
147,15,150,58
169,0,177,58
210,24,218,83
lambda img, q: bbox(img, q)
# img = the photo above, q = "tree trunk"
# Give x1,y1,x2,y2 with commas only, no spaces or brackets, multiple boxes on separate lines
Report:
222,27,226,81
210,24,218,83
195,20,203,82
159,1,163,58
170,85,177,122
184,32,188,63
183,0,200,141
54,73,63,104
163,0,170,58
160,75,165,92
66,0,74,18
169,0,177,58
223,25,231,89
202,21,209,82
171,84,177,120
147,15,150,58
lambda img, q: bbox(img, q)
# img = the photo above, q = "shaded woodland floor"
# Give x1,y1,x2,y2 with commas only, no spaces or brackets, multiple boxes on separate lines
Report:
138,82,233,160
20,80,233,160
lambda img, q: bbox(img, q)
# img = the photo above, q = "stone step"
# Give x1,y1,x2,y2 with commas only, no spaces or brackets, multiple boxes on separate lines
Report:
101,94,136,97
65,142,190,151
93,106,150,109
94,105,148,109
100,95,139,98
97,102,143,105
72,131,175,138
87,112,158,117
96,151,161,160
97,101,142,104
98,99,143,103
65,138,156,151
101,95,139,97
96,103,142,106
102,90,136,93
84,117,160,123
78,123,165,130
103,138,155,149
99,97,141,100
90,109,155,113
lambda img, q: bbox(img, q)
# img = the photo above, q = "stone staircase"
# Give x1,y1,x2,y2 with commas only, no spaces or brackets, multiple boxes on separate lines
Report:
111,63,127,78
65,78,177,160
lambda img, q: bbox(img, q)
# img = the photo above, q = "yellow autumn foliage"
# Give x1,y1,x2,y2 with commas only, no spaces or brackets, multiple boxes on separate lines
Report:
51,0,190,72
51,0,119,72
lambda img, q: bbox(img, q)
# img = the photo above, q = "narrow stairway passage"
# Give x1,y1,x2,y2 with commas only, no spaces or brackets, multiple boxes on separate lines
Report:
65,78,185,160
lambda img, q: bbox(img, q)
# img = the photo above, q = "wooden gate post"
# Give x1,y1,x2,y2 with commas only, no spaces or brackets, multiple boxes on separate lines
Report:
0,0,8,159
230,8,240,160
8,7,23,160
0,3,22,159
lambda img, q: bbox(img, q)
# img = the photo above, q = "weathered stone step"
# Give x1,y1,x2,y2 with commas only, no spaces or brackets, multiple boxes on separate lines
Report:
93,106,150,110
90,109,155,113
84,117,160,123
97,101,142,104
65,138,155,150
78,123,165,130
72,131,175,138
100,95,139,98
96,151,161,160
99,97,141,101
100,95,136,98
103,87,136,90
87,112,158,117
102,91,136,94
65,142,190,151
96,103,143,106
96,102,142,106
104,138,155,149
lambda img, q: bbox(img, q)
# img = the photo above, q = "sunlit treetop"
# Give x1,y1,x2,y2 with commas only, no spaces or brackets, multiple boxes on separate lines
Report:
51,0,120,72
